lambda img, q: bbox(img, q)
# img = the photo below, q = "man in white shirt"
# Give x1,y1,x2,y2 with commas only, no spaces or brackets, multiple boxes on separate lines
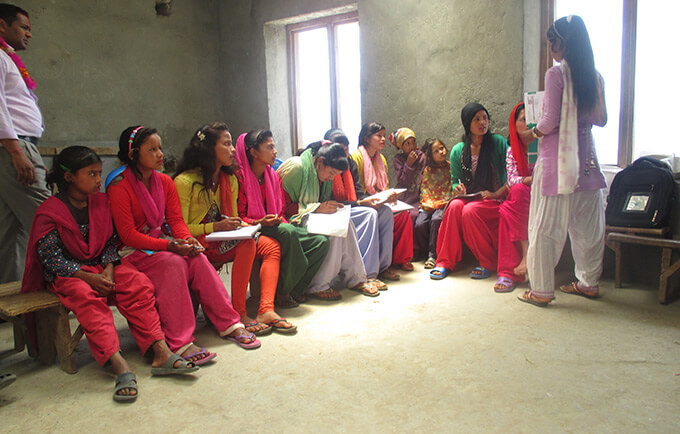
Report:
0,3,50,283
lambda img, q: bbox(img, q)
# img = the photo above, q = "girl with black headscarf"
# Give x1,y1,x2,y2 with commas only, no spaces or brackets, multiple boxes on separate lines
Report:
429,103,508,280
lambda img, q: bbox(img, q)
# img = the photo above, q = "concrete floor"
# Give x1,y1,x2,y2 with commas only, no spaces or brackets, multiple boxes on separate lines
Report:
1,261,679,432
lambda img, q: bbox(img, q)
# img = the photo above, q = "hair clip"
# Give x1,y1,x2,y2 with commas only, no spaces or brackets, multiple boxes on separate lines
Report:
196,131,206,142
59,163,71,172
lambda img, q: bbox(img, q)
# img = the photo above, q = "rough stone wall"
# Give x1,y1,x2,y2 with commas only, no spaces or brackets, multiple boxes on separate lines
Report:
18,0,223,158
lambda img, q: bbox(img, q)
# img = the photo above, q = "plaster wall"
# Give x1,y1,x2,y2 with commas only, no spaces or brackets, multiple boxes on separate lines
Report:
218,0,524,175
17,0,223,159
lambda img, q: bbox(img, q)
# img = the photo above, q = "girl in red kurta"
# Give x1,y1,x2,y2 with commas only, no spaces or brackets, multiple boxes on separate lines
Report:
22,146,198,403
495,103,534,292
107,126,260,354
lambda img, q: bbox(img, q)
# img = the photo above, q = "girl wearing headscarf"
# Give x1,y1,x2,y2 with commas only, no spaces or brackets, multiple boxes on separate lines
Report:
351,122,415,276
235,129,330,305
429,103,508,280
174,123,296,335
278,143,378,299
517,15,607,307
390,127,426,221
23,146,198,403
494,103,535,292
107,126,261,353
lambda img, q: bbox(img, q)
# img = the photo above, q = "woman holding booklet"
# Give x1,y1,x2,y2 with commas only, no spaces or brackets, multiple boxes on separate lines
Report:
277,143,377,299
174,123,295,336
235,129,329,306
351,122,415,276
430,103,508,280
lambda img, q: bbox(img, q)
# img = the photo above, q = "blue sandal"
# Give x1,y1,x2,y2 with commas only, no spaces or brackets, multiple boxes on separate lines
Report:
469,266,490,279
429,267,449,280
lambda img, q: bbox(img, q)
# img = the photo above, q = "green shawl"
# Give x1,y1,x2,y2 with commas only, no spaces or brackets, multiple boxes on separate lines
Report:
277,149,333,224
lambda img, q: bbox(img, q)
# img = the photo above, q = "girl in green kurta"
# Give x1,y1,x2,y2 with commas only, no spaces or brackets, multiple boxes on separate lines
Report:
235,130,329,305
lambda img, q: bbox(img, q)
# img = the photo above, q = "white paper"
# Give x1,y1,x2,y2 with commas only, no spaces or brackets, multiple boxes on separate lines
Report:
364,188,407,205
384,200,414,213
524,91,545,125
306,205,351,237
205,224,262,241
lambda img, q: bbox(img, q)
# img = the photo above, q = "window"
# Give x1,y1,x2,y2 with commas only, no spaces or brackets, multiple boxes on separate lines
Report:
288,12,361,153
550,0,680,168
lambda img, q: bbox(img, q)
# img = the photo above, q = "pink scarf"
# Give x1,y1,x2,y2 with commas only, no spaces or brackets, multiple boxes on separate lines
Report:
124,166,166,237
234,133,283,219
22,193,114,295
0,38,36,90
358,145,388,195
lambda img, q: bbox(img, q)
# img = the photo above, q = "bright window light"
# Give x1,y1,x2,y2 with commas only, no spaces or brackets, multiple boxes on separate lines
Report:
335,21,361,153
555,1,622,165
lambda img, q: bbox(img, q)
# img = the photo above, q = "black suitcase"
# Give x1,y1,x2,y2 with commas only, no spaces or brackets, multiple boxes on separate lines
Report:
605,156,675,228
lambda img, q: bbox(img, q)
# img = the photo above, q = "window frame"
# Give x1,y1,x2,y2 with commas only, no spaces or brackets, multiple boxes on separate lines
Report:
286,11,359,151
544,0,637,167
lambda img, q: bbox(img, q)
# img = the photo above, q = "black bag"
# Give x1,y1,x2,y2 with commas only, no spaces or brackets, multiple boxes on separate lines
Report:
605,156,675,228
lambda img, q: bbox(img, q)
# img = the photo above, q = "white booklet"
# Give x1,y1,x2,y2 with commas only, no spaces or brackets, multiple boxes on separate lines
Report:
384,200,414,213
524,91,545,125
364,188,407,205
205,224,262,241
306,205,351,237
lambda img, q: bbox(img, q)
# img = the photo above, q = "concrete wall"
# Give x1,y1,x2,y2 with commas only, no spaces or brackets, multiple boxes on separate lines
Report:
20,0,223,161
218,0,524,176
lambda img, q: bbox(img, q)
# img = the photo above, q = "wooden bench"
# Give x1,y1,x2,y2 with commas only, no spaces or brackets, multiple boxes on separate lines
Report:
605,229,680,304
0,281,83,374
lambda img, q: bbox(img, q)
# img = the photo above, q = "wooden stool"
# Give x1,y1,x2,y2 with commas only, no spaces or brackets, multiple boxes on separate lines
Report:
0,281,83,374
605,226,679,304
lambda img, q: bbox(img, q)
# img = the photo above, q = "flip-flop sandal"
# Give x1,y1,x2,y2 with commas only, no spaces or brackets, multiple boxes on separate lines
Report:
177,348,215,367
559,282,600,299
379,269,401,281
369,279,388,291
469,266,490,279
266,318,298,334
244,321,273,336
400,262,414,271
308,288,342,301
290,293,307,304
226,332,261,350
350,282,380,297
494,276,516,293
517,289,553,307
153,353,202,375
0,373,16,390
429,266,449,280
424,257,436,269
113,372,138,403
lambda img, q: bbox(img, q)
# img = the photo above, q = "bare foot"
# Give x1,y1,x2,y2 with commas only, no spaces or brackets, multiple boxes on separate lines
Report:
180,343,213,364
242,316,270,334
257,311,293,329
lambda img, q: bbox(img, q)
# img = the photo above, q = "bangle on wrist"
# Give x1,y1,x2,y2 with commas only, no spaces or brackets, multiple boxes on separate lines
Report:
10,147,23,154
531,127,539,139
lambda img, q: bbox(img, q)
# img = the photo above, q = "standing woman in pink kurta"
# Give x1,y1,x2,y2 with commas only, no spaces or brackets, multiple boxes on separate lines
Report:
517,15,607,307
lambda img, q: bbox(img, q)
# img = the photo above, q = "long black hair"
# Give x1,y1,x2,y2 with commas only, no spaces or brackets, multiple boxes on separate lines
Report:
46,146,101,193
117,125,159,179
174,122,233,194
421,137,447,167
547,15,598,113
460,103,497,192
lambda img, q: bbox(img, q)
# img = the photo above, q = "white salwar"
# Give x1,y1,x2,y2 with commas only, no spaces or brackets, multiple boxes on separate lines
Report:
527,160,605,298
306,220,367,294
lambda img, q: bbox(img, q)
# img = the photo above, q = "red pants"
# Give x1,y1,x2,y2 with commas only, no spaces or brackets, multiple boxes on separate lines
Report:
497,183,531,281
435,198,500,271
48,262,164,366
392,210,414,265
201,235,281,316
125,251,241,352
